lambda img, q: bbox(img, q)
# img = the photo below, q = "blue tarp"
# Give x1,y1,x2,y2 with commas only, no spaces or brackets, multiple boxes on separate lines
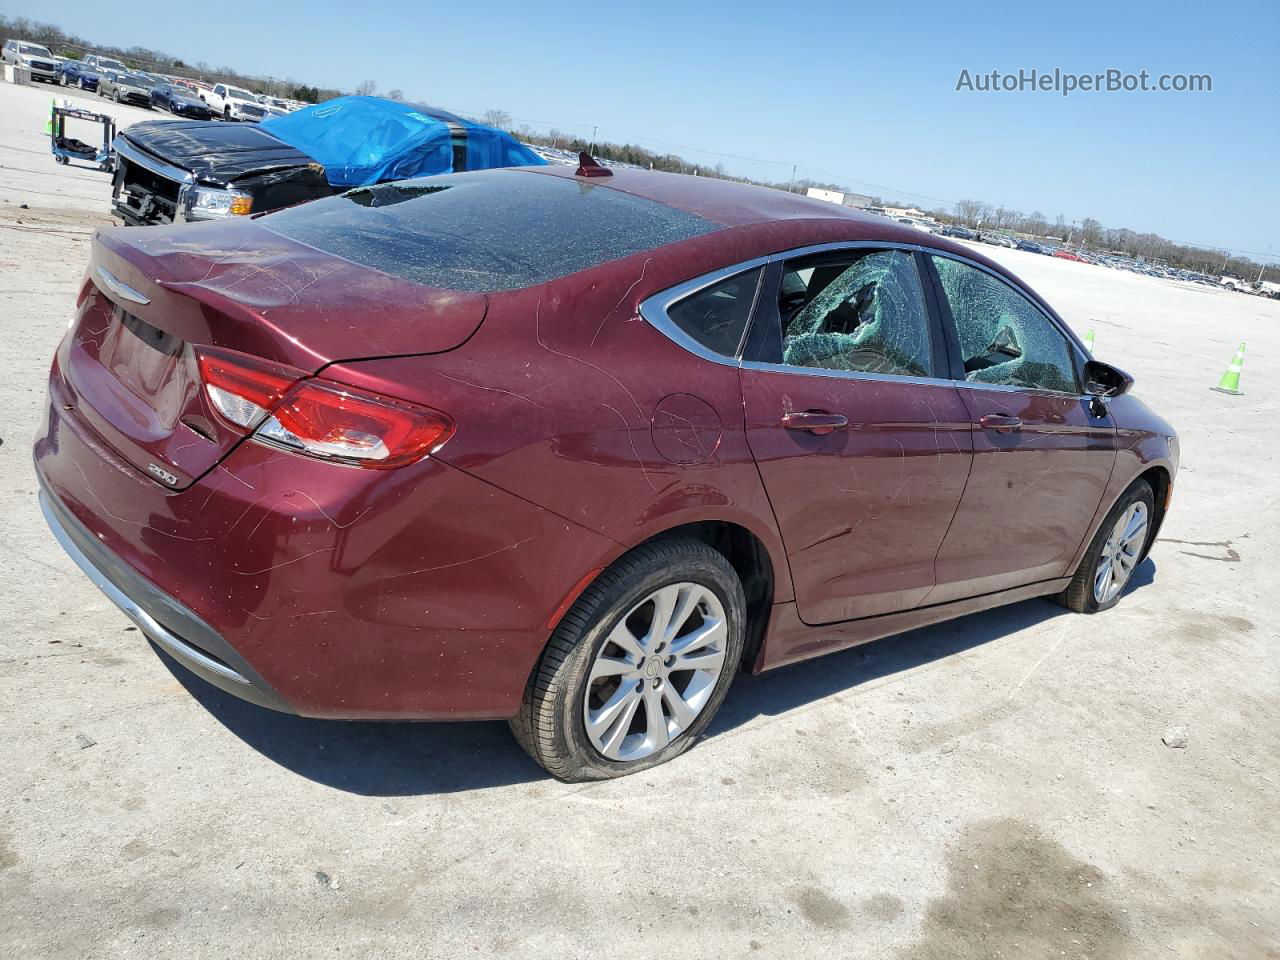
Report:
260,96,545,189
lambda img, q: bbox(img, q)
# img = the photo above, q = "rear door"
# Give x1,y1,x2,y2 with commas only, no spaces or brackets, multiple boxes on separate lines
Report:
924,253,1117,602
742,246,973,624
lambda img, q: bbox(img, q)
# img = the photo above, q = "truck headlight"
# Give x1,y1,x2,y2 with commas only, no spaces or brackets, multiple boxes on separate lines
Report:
179,185,253,220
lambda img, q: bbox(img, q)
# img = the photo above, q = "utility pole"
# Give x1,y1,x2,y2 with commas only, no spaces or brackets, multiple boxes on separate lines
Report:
1258,246,1272,283
589,125,597,154
788,164,796,194
1221,249,1229,273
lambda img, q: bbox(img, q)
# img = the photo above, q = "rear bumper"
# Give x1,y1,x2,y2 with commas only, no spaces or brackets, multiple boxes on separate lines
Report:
40,487,293,712
35,364,620,720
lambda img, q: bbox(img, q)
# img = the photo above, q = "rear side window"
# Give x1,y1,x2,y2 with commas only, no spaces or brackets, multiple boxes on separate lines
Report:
930,255,1079,393
774,249,934,377
666,269,762,357
261,170,719,293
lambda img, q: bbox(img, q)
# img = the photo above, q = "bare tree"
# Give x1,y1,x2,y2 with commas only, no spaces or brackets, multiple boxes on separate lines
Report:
1080,217,1103,248
386,88,405,101
481,109,513,130
355,79,378,97
954,199,986,226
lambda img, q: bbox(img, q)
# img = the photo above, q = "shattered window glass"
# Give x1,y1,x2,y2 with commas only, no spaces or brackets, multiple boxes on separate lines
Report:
260,169,719,293
667,268,762,357
776,250,933,377
931,256,1079,393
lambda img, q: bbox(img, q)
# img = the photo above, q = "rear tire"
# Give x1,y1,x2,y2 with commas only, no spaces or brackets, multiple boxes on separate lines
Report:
1058,480,1155,613
511,538,745,781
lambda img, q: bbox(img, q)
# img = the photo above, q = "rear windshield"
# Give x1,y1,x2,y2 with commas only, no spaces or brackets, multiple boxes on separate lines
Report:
259,169,720,293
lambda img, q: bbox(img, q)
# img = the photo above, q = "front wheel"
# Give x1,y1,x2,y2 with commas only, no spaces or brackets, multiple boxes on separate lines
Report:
1059,480,1155,613
511,539,745,781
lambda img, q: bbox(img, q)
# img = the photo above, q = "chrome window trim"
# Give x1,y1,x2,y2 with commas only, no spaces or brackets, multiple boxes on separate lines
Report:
640,239,1095,399
641,241,948,387
638,255,772,369
741,360,962,390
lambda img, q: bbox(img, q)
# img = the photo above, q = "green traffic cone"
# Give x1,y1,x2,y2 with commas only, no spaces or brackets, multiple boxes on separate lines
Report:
1083,329,1095,353
1212,342,1246,395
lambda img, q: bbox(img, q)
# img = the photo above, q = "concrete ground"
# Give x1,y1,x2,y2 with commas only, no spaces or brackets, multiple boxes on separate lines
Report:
1,78,1277,959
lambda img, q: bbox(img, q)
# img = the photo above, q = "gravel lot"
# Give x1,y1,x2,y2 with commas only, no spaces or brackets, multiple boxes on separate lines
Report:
2,78,1278,958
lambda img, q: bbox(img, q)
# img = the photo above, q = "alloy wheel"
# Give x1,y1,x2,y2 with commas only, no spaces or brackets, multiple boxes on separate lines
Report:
1094,501,1148,604
583,582,728,762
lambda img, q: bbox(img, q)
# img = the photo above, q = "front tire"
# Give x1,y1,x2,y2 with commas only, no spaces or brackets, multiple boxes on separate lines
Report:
1059,480,1155,613
511,538,745,781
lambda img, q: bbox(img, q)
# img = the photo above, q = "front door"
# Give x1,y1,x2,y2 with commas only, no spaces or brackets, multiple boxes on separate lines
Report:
742,247,973,624
924,253,1117,603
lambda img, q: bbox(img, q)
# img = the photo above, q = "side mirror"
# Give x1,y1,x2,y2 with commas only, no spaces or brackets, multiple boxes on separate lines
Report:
1083,359,1134,397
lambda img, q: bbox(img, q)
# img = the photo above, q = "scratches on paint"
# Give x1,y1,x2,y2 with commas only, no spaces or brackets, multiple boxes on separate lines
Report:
392,536,536,579
232,547,336,577
433,369,546,410
589,256,653,347
598,401,659,490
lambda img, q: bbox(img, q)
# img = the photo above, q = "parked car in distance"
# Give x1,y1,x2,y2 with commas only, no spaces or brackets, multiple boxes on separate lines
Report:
57,59,100,91
111,96,545,224
97,70,153,108
82,53,128,75
1054,251,1087,262
1015,239,1045,253
2,39,59,82
149,82,215,120
201,83,267,122
941,223,977,240
40,167,1178,780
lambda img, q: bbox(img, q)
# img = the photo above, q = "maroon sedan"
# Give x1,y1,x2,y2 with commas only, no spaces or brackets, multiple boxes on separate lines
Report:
35,165,1177,780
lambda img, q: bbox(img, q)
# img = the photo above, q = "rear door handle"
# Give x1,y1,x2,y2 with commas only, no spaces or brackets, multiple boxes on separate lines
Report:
781,411,848,436
978,414,1023,433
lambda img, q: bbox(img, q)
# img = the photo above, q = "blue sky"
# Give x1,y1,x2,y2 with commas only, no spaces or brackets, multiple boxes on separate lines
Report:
20,0,1279,259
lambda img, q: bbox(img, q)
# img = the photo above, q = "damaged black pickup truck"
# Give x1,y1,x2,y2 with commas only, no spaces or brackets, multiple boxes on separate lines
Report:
111,96,545,225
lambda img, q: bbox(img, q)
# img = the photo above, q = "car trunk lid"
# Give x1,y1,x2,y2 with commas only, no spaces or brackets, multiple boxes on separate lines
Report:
62,221,486,489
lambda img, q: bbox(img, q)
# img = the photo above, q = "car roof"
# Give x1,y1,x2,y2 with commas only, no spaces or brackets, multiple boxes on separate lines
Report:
527,164,884,229
510,166,1028,296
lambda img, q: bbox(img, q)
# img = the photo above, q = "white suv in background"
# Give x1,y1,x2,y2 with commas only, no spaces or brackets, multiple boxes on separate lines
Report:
83,53,128,75
200,83,268,122
2,39,59,82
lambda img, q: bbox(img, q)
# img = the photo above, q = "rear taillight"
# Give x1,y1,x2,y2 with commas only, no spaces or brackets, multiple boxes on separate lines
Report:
195,346,453,468
197,347,304,433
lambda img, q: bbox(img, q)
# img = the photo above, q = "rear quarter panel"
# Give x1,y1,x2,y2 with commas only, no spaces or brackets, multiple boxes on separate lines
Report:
325,230,805,603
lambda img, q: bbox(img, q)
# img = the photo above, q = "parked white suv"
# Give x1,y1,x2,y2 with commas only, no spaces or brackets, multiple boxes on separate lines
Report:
2,39,59,83
200,83,267,122
82,53,128,75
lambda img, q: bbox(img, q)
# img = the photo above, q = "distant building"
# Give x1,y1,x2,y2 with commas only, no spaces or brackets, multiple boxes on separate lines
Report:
804,188,876,209
805,187,845,205
882,205,929,219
